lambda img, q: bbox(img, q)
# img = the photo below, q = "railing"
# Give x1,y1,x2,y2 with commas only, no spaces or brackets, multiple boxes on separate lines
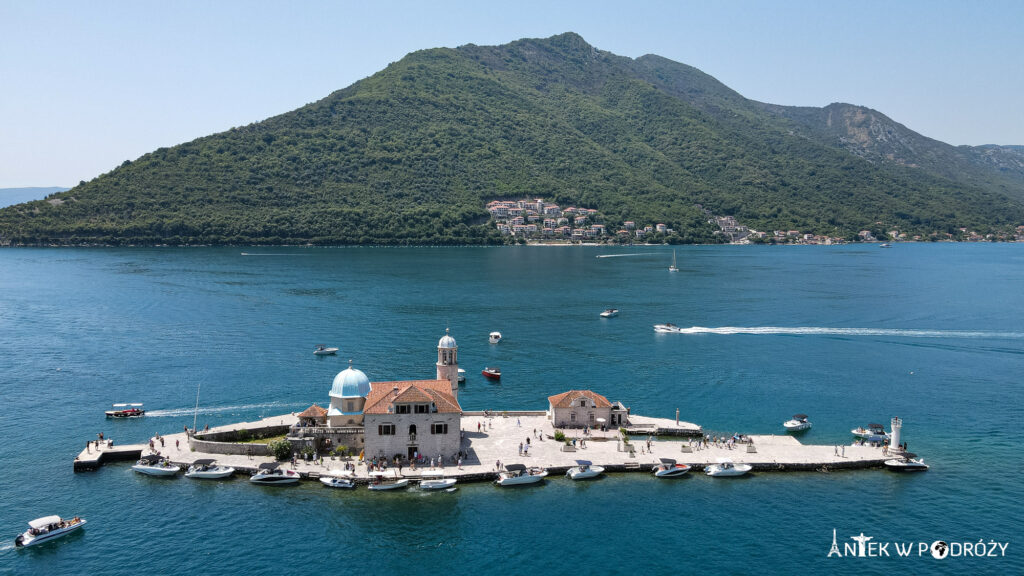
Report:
288,426,363,436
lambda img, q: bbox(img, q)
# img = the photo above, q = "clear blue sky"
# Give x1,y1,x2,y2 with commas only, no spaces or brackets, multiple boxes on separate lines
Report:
2,0,1021,188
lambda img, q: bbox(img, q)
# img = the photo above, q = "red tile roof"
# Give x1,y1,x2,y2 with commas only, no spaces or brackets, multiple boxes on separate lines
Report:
297,404,328,418
547,390,612,409
364,380,462,415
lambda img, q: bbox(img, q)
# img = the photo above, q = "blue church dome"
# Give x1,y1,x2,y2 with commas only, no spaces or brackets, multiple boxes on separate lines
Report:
438,328,457,349
329,361,371,399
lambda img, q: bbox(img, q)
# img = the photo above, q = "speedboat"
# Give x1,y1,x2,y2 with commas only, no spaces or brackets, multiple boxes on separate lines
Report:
880,243,892,248
313,345,338,356
105,403,145,418
14,516,86,548
185,459,235,479
783,414,812,432
600,309,619,318
320,470,356,489
489,331,502,344
652,458,691,478
250,462,300,485
495,464,548,486
884,453,929,472
704,457,752,477
851,423,890,439
457,368,466,383
653,323,683,333
482,367,501,380
131,454,180,476
368,470,409,491
566,460,605,480
419,470,457,491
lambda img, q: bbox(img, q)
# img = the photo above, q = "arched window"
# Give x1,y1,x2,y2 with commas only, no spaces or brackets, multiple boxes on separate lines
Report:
409,424,417,436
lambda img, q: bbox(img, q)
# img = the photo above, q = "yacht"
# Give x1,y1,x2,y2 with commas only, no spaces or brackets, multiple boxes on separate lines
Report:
249,462,300,485
418,470,458,491
851,423,890,439
489,331,502,344
184,459,235,479
131,454,180,476
495,464,548,486
884,453,929,472
600,309,619,318
566,460,605,480
313,345,338,356
14,516,86,548
653,323,683,333
368,470,409,491
652,458,691,478
783,414,812,432
105,403,145,418
482,367,501,380
704,458,752,477
669,249,678,272
319,470,356,489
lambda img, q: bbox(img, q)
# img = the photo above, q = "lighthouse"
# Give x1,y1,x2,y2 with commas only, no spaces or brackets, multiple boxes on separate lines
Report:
890,416,903,452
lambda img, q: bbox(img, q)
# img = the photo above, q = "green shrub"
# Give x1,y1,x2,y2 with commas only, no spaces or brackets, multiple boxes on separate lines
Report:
553,430,566,442
236,429,251,442
268,437,293,461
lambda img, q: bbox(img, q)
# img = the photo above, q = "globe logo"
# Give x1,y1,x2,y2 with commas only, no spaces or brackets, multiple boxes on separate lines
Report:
931,540,949,559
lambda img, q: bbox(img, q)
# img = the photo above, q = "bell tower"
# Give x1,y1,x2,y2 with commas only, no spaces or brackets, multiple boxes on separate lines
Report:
436,328,459,399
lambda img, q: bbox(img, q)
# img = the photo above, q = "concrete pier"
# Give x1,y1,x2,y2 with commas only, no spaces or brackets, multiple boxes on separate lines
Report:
73,441,145,472
74,412,893,481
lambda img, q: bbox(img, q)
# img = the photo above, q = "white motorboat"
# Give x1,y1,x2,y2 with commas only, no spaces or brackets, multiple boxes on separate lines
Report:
653,323,683,333
669,249,678,272
783,414,812,432
566,460,605,480
249,462,300,485
495,464,548,486
105,403,145,418
184,459,235,479
320,470,356,489
704,457,752,477
489,331,502,344
879,243,892,248
14,516,86,548
313,344,338,356
600,309,619,318
131,454,180,476
851,423,890,439
884,453,929,472
652,458,691,478
368,470,409,491
457,368,466,383
419,470,457,491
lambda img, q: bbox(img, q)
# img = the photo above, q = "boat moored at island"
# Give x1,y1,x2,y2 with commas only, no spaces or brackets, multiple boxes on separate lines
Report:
495,464,548,486
652,458,691,478
482,367,501,380
418,470,457,491
314,344,338,356
600,309,619,318
368,470,410,491
320,470,357,489
105,403,145,418
783,414,811,432
851,423,890,439
131,454,180,476
184,459,235,479
566,460,605,480
704,458,752,477
884,453,929,472
457,368,466,383
250,462,300,485
489,331,502,344
14,516,86,548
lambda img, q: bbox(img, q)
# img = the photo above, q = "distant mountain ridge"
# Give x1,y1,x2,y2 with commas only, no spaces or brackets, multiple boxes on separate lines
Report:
0,32,1021,245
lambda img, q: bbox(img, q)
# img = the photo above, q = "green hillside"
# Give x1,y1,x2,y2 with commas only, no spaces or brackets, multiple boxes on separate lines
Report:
2,32,1022,245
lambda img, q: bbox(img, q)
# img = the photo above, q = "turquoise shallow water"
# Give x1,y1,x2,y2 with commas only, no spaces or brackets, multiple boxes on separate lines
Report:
0,244,1021,575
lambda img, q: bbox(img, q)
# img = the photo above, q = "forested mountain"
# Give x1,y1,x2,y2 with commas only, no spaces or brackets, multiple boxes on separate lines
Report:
2,32,1021,245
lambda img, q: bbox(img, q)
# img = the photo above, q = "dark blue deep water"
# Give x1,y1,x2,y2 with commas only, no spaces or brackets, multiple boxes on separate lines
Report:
1,245,1021,575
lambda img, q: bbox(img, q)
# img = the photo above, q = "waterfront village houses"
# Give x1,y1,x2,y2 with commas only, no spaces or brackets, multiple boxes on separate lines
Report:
547,390,630,428
296,329,463,460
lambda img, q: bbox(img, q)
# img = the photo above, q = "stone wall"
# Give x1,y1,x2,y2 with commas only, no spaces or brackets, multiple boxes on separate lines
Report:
188,423,290,456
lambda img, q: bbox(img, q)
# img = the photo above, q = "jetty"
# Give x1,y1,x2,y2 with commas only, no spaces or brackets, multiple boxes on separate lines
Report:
74,412,893,481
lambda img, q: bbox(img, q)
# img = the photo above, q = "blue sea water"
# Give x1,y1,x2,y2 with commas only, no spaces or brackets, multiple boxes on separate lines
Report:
0,244,1021,575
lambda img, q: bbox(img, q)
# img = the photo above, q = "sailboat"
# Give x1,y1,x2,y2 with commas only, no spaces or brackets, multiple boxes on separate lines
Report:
669,249,678,272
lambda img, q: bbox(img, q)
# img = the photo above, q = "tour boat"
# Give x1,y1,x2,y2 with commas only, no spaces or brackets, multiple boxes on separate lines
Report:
249,462,300,485
457,368,466,383
652,458,691,478
184,459,235,479
313,344,338,356
600,309,619,318
368,470,409,491
482,367,501,380
131,454,180,476
418,470,458,491
851,423,890,439
320,470,356,489
566,460,605,480
14,516,86,548
783,414,812,432
495,464,548,486
669,249,678,272
704,458,752,477
884,453,929,472
489,331,502,344
105,403,145,418
653,323,683,333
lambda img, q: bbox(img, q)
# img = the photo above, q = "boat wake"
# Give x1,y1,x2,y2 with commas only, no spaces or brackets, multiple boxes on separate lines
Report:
146,402,303,417
596,253,647,258
676,326,1024,339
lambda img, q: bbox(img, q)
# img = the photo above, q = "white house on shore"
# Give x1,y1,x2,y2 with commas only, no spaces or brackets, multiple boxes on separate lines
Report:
548,390,629,428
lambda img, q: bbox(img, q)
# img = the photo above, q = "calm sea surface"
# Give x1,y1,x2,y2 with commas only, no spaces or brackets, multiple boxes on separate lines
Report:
1,245,1021,575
